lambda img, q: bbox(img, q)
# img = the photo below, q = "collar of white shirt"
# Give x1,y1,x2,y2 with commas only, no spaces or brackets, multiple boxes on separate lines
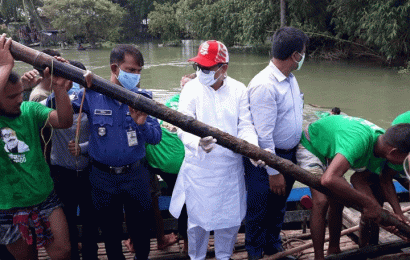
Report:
268,61,294,83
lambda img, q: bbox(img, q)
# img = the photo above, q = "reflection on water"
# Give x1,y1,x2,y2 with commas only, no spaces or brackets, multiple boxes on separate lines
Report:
12,40,410,129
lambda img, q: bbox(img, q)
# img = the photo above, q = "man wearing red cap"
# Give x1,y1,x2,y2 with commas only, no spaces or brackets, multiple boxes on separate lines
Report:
169,40,260,260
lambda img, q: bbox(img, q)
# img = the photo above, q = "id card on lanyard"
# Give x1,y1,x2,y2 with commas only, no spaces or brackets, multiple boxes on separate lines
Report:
127,128,138,146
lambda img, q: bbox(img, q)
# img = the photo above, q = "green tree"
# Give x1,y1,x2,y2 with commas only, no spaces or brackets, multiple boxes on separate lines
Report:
43,0,125,47
148,1,183,42
0,0,22,24
0,0,44,28
111,0,179,41
328,0,410,62
239,0,278,44
177,0,244,46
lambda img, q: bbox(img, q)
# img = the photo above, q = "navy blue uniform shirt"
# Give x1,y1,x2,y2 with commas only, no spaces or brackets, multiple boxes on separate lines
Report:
72,89,161,166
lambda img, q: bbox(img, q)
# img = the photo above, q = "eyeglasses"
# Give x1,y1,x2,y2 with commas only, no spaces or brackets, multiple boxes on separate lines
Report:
192,63,223,74
404,154,410,180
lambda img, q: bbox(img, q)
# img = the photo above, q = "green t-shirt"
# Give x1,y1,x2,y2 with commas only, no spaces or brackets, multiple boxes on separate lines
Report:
165,94,180,111
0,102,54,209
300,115,385,173
387,111,410,172
145,94,185,174
392,111,410,125
315,111,331,119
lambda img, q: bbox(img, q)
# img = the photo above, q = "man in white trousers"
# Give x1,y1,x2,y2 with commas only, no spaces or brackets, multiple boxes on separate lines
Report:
169,40,261,260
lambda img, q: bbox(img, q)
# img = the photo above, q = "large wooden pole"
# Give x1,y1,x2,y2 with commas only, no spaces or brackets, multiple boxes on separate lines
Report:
9,40,410,238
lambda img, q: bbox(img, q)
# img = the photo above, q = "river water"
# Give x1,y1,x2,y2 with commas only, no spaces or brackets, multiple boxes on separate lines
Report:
13,40,410,129
11,40,410,186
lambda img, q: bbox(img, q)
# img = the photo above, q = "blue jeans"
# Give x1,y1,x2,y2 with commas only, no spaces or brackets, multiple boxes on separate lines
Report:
90,159,153,260
244,149,296,258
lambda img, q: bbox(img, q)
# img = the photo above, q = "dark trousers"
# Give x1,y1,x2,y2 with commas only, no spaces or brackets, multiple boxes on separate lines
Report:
90,160,153,260
0,245,15,260
50,165,99,260
244,148,296,258
147,165,188,240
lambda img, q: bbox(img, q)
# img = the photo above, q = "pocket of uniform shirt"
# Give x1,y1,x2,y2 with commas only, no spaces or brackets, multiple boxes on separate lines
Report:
93,111,113,126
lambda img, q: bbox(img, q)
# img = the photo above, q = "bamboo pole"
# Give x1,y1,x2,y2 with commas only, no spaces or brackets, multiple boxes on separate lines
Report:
8,40,410,238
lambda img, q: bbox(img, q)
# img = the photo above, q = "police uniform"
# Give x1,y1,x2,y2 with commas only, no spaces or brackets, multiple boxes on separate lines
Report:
72,88,161,260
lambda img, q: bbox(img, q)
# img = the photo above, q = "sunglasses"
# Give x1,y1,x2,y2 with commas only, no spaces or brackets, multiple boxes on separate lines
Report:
192,63,223,74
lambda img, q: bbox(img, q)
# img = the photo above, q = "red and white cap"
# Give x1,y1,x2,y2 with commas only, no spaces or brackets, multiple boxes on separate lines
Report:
188,40,229,67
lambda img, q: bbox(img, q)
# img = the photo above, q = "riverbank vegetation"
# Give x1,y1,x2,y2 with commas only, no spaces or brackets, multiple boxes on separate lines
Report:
148,0,410,66
0,0,409,67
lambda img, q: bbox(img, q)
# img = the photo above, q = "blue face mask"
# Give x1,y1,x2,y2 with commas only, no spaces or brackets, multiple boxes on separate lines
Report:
117,68,140,92
68,82,81,95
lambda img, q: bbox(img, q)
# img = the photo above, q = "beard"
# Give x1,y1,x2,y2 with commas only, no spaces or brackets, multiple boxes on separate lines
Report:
0,107,21,118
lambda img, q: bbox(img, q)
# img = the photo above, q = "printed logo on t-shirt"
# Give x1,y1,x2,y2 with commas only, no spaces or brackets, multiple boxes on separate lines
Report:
1,127,29,163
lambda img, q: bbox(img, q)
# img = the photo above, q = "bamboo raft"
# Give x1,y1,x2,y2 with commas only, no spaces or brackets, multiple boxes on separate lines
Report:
36,230,359,260
36,201,410,260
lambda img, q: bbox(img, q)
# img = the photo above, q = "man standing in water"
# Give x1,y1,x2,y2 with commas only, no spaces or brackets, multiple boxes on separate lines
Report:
170,40,260,260
244,27,308,260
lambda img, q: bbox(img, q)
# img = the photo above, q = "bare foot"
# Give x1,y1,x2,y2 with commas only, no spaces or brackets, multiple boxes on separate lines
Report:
327,247,341,256
158,233,178,250
124,238,135,253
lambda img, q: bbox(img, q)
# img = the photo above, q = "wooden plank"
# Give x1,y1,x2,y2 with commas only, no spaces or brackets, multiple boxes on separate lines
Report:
284,209,310,223
342,207,361,240
39,229,361,260
342,202,410,245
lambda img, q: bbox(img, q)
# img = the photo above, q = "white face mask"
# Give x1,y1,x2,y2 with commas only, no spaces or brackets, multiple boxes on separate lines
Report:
296,52,305,70
196,65,223,87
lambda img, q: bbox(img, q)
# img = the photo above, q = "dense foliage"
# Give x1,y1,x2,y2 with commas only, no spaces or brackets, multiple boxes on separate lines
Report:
328,0,410,62
42,0,125,47
1,0,410,64
147,0,410,65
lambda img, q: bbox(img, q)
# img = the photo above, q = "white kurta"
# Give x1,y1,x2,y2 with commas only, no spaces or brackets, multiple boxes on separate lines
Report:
169,76,258,231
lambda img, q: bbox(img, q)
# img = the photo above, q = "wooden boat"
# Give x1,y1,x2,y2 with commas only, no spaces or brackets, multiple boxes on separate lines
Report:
34,182,410,259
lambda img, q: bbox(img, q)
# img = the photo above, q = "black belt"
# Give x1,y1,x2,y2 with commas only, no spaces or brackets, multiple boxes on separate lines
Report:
92,160,139,174
275,145,298,154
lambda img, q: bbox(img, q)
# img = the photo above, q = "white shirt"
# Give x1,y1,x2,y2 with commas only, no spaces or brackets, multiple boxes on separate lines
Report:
247,61,303,175
169,76,258,231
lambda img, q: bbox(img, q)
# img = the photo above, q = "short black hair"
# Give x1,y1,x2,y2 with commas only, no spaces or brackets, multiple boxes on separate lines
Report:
331,107,341,115
110,44,144,67
271,27,309,60
69,60,86,70
8,71,20,84
69,60,87,87
35,49,62,76
41,49,61,57
384,123,410,153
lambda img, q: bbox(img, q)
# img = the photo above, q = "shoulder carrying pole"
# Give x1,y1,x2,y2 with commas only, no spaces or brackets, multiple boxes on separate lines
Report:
9,40,410,238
